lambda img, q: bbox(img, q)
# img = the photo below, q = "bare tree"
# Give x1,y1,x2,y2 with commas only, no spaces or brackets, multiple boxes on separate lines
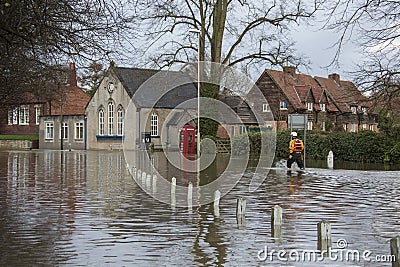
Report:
0,0,133,106
131,0,320,77
323,0,400,108
78,61,106,96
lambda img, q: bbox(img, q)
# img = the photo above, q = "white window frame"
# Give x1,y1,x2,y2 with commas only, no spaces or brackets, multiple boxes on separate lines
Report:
75,121,84,140
320,103,326,112
279,101,287,110
117,107,124,136
362,107,368,115
307,102,313,111
35,106,41,125
350,123,357,132
369,124,374,131
19,105,29,125
12,107,18,124
322,121,326,131
108,102,114,135
362,123,367,130
351,106,357,114
45,121,54,140
98,108,105,135
150,113,158,136
7,110,13,125
239,125,247,135
262,103,270,112
343,124,348,131
60,122,69,140
307,121,313,130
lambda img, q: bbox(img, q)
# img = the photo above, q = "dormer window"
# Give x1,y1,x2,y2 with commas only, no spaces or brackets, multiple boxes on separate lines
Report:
320,103,326,112
351,106,357,114
307,102,313,111
263,103,270,112
280,101,287,110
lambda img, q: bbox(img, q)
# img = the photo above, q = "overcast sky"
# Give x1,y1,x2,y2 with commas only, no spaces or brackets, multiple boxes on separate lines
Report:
291,23,363,81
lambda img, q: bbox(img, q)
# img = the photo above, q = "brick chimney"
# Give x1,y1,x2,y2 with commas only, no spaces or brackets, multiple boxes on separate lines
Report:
68,62,77,87
283,66,296,76
328,73,340,85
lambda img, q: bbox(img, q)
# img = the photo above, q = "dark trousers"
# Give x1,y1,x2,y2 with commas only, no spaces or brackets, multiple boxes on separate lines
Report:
287,152,304,169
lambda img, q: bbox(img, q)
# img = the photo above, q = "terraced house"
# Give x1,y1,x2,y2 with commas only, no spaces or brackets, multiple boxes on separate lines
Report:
255,66,378,132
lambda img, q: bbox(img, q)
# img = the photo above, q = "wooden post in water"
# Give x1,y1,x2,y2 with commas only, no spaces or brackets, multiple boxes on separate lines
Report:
271,205,283,238
327,151,334,169
391,236,400,267
236,197,246,227
317,220,332,252
213,190,221,218
187,182,193,210
171,177,176,207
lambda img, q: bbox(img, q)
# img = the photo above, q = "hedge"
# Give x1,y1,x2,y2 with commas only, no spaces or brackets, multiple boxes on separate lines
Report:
231,130,400,163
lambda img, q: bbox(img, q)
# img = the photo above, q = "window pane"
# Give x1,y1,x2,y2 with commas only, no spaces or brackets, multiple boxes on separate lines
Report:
151,113,158,136
46,122,54,139
117,107,124,135
98,109,104,135
108,103,114,135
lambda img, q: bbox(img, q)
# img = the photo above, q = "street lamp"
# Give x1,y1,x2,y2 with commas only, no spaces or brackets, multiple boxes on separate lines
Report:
189,29,201,160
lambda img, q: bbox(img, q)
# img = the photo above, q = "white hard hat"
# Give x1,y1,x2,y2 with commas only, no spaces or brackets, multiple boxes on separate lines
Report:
291,131,297,137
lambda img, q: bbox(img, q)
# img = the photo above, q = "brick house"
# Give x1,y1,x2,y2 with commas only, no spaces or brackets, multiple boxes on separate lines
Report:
1,63,90,149
0,93,47,137
38,64,90,149
254,66,378,132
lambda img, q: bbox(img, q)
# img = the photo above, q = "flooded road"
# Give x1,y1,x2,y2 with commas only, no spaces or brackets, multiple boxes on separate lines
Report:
0,150,399,266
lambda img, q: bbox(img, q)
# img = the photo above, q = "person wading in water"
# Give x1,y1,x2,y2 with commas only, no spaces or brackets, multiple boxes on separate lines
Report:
286,131,305,170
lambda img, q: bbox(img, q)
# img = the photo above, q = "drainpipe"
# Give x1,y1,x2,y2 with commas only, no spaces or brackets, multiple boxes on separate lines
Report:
137,107,141,149
84,115,87,150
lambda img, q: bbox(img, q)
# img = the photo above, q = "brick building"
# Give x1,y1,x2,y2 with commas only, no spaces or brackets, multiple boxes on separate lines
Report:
254,66,378,132
38,63,90,150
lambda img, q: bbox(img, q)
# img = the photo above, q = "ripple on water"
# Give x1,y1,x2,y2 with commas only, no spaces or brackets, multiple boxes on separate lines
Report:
0,151,399,266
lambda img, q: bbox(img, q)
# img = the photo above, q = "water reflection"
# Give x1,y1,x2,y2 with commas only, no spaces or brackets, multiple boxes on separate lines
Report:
0,151,399,266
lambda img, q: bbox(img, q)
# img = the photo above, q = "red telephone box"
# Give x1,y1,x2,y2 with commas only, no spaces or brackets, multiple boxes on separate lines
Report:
179,125,196,154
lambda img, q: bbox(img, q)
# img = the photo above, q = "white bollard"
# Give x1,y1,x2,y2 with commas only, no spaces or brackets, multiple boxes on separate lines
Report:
152,174,157,193
171,177,176,207
271,205,283,238
213,190,221,218
317,220,332,252
146,174,151,188
132,167,137,179
236,197,246,227
188,182,193,210
327,150,334,169
141,171,147,184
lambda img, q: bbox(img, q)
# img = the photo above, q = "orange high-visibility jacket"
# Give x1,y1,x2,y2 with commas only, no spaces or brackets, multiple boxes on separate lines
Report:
289,138,304,153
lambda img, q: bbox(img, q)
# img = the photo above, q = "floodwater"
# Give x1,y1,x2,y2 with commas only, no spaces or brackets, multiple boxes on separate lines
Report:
0,150,399,266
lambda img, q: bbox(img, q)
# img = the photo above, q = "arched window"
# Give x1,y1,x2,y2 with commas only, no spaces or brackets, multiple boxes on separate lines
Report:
98,108,105,135
151,113,158,136
108,102,114,135
117,106,124,136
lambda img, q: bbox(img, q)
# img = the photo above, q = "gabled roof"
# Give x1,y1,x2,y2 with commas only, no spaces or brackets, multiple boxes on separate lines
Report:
50,86,90,115
263,68,373,115
114,67,197,109
265,69,324,111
